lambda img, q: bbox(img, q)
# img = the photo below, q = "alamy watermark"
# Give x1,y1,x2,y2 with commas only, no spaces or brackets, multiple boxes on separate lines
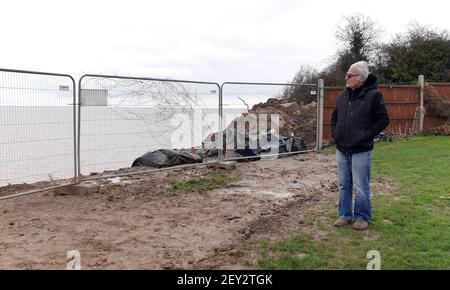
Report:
66,250,81,270
366,250,381,270
171,110,281,154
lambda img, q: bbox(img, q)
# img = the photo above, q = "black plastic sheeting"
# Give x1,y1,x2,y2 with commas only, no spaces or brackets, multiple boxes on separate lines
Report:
234,136,307,162
132,149,202,168
374,132,392,142
132,136,307,168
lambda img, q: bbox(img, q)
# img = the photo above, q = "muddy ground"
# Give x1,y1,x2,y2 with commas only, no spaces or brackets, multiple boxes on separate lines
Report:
0,153,341,269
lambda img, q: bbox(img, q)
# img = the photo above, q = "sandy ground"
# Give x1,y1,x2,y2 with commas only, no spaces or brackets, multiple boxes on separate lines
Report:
0,153,340,269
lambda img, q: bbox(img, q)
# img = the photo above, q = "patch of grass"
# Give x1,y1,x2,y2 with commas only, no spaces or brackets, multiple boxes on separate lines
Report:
166,172,239,193
320,145,336,155
258,136,450,269
258,235,329,269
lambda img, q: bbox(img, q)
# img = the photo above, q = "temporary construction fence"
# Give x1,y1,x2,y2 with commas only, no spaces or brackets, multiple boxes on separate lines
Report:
0,69,321,198
78,74,221,180
2,67,447,199
0,68,77,198
77,76,319,180
219,82,319,162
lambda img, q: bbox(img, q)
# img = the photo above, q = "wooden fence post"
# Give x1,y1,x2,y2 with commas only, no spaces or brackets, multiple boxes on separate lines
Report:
418,75,425,132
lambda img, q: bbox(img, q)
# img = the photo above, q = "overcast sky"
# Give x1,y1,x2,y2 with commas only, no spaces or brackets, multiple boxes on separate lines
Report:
1,0,449,83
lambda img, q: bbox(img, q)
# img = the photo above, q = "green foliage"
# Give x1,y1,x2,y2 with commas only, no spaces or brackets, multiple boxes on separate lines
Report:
374,23,450,83
287,17,450,89
259,235,329,269
319,14,382,86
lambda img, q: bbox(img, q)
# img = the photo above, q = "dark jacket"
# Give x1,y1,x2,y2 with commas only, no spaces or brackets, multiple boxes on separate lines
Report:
331,74,390,154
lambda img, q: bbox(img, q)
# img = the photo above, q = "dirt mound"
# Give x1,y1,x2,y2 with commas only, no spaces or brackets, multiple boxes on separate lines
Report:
201,96,317,158
250,100,317,147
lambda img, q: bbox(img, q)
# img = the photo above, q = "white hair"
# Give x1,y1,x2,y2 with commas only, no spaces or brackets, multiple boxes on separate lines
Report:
350,61,369,79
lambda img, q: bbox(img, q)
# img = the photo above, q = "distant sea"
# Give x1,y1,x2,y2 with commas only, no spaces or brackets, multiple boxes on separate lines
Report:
0,105,256,186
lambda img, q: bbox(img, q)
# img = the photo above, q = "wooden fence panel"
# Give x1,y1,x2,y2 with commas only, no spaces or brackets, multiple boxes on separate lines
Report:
322,84,449,142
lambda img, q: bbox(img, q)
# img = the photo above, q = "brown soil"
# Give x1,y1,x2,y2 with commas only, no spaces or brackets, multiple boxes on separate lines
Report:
250,100,317,147
203,96,318,154
0,153,339,269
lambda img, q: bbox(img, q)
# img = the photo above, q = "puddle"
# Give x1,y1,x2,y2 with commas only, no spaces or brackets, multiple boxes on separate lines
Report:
220,187,294,199
260,191,294,198
108,177,122,184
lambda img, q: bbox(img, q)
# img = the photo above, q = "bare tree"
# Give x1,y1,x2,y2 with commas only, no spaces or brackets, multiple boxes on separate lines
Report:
319,14,383,86
82,77,215,147
335,13,383,62
290,64,320,85
282,64,319,102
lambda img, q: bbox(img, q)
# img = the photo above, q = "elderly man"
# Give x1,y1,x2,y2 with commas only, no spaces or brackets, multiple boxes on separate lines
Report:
331,61,390,230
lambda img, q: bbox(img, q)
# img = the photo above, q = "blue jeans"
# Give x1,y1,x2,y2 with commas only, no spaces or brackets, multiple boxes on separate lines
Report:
336,149,372,222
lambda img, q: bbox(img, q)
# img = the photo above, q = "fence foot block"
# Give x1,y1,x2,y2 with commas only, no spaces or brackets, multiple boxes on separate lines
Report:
207,162,237,170
54,181,100,196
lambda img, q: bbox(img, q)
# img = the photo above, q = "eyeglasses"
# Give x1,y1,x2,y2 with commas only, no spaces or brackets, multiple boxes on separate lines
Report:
345,73,361,79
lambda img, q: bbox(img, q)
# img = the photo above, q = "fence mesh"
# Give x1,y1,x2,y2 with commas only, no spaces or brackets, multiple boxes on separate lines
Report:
219,83,318,161
0,72,320,190
0,70,75,187
78,76,220,176
3,68,446,197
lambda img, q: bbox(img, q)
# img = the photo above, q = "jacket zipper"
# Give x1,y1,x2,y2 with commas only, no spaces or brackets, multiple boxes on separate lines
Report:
344,98,351,150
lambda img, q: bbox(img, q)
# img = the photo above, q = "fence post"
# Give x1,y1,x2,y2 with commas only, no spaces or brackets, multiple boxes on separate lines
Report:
418,75,425,132
316,79,324,150
218,84,224,162
77,77,82,183
73,79,79,184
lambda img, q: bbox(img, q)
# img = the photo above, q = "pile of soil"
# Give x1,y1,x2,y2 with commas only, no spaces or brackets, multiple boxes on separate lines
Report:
201,93,318,160
204,98,317,152
250,100,317,147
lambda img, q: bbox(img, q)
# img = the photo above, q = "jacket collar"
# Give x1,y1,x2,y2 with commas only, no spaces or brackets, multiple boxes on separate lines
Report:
346,74,379,101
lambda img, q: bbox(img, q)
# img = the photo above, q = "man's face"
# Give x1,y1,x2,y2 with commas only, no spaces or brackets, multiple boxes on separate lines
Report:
345,67,365,89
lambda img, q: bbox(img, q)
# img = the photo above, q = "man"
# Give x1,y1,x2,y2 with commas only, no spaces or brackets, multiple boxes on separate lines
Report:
331,61,389,231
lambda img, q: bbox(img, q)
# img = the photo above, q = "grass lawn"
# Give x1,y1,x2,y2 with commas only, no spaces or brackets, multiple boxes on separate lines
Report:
258,136,450,269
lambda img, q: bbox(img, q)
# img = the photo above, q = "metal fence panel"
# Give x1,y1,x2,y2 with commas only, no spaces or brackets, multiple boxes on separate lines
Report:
78,75,221,178
219,82,318,162
0,69,76,188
